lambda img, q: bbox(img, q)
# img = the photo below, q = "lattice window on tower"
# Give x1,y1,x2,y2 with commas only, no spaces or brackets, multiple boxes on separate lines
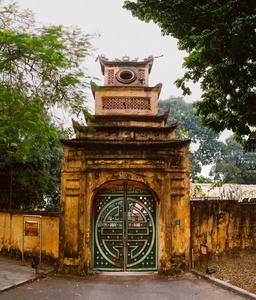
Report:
107,69,115,85
138,69,145,83
102,97,151,110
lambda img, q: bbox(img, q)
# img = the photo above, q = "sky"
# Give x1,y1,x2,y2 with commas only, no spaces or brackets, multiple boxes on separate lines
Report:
16,0,231,176
17,0,202,115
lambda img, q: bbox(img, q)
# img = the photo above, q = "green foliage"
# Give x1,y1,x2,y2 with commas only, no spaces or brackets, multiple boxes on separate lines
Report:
0,121,64,210
158,97,256,183
193,175,212,183
209,180,225,190
45,203,60,212
0,1,96,209
159,97,222,163
191,185,206,198
170,264,184,276
90,81,101,92
177,128,188,140
210,137,256,184
0,0,95,162
72,112,99,134
124,0,256,152
242,190,256,199
158,97,220,181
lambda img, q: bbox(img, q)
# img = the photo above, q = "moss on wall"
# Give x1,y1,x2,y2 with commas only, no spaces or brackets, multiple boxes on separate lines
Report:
191,200,256,255
0,211,59,262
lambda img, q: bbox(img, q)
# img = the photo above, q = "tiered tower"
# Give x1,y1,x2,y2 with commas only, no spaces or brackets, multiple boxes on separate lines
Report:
59,55,191,274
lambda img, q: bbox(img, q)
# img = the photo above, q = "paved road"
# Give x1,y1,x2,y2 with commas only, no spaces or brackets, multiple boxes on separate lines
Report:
0,273,250,300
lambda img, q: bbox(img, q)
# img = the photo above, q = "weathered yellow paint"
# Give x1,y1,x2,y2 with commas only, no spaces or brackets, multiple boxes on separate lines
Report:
59,145,191,274
0,212,59,260
59,56,191,274
64,196,79,257
191,200,256,255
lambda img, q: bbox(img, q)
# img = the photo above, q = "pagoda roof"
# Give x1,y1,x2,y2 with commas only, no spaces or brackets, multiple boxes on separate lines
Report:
88,123,177,132
98,55,154,75
93,109,170,126
60,139,190,150
91,84,162,101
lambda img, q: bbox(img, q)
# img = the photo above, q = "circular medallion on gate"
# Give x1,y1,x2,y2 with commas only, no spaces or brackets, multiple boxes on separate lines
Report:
95,198,124,268
126,198,155,268
93,182,157,271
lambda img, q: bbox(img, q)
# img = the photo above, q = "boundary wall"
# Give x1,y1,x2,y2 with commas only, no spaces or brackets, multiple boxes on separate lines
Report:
191,200,256,255
0,210,59,263
1,200,256,264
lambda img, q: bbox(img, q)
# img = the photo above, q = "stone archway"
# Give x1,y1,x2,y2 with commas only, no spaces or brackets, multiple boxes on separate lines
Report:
59,55,191,275
92,180,157,271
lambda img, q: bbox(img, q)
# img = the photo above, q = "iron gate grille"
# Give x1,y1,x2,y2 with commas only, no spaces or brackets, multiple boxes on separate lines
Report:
93,182,157,271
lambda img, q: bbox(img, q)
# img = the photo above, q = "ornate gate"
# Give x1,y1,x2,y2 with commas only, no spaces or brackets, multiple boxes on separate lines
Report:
93,181,157,271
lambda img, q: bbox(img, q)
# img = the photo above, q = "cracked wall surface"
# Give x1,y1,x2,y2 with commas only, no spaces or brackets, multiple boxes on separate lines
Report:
191,200,256,255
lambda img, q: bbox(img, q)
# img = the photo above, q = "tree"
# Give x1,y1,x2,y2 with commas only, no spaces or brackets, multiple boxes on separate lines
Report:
210,137,256,184
0,1,95,209
193,175,212,183
0,0,95,162
0,120,65,210
124,0,256,151
158,96,221,181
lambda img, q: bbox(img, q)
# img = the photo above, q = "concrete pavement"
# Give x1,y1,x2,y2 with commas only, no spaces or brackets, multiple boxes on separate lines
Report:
0,271,251,300
192,270,256,300
0,255,255,299
0,255,55,294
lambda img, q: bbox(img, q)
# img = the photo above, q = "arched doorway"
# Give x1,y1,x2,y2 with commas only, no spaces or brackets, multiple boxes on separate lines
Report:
92,180,157,271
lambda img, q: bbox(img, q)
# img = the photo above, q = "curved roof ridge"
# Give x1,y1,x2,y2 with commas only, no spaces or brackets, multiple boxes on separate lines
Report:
98,54,154,75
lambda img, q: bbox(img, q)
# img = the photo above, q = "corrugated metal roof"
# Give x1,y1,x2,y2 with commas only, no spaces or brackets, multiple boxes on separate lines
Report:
190,183,256,202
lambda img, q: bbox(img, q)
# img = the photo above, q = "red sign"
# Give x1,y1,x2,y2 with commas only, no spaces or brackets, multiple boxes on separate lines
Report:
199,244,208,271
200,244,208,256
24,221,39,237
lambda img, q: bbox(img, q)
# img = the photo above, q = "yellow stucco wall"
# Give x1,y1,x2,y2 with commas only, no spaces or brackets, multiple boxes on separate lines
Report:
0,212,59,260
191,200,256,255
59,141,191,274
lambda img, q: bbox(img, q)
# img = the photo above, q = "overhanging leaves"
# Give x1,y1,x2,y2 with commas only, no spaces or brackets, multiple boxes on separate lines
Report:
124,0,256,151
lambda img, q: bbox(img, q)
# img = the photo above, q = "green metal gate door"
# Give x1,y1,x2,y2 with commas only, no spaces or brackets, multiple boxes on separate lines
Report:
93,182,157,271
